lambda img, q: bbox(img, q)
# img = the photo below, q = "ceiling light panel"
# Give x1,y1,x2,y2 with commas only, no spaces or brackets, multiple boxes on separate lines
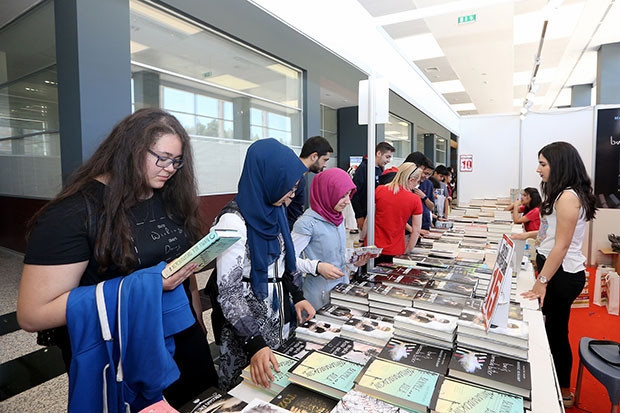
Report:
433,79,466,94
451,102,476,111
513,2,585,45
394,33,445,61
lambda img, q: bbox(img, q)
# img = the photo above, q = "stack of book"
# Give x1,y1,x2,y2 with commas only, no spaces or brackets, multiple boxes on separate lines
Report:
486,222,513,244
329,282,371,312
431,267,479,289
331,389,408,412
430,378,524,413
178,386,247,412
270,383,338,412
447,346,532,405
365,266,434,291
320,336,382,366
377,337,452,375
368,284,417,319
424,278,475,298
277,336,324,360
354,357,441,412
340,316,394,347
455,307,529,360
392,307,458,349
412,290,466,316
287,350,364,399
314,303,364,324
240,351,297,395
295,319,342,345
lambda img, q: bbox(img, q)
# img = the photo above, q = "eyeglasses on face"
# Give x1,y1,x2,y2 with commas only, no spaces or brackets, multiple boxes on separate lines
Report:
148,149,184,169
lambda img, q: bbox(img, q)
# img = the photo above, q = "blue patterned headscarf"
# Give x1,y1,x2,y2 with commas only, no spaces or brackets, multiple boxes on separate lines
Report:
235,138,307,303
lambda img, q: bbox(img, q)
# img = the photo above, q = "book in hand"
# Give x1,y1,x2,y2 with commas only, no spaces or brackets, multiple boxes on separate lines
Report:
178,386,246,413
346,245,383,264
240,351,297,395
295,319,342,345
270,383,338,413
321,336,382,366
354,357,440,412
340,316,394,347
277,337,324,360
378,337,452,375
315,303,365,324
162,229,240,278
447,347,531,399
430,378,524,413
288,350,364,399
331,389,407,412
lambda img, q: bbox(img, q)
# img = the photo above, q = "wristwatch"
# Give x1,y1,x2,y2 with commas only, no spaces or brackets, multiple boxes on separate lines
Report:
538,275,548,284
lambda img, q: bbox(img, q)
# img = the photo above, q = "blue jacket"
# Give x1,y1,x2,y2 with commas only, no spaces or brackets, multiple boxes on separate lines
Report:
66,262,195,412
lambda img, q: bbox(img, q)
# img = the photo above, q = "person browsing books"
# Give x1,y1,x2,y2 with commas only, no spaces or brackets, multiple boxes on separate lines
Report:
371,162,423,264
17,108,217,409
210,138,316,391
291,168,371,310
520,141,597,409
504,187,541,231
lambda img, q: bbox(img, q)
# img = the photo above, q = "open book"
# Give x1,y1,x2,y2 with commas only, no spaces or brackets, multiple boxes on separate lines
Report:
346,245,383,264
161,229,241,278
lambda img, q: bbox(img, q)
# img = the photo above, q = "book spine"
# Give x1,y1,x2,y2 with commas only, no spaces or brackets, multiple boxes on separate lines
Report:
161,231,219,278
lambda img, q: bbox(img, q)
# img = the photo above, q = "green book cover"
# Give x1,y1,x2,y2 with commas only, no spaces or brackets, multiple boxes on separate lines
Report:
289,350,363,394
356,357,439,409
431,378,524,413
241,351,297,393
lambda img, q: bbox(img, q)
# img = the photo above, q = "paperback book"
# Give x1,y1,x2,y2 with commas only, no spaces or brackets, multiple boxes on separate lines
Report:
240,351,297,395
412,291,466,316
178,386,246,413
354,357,440,412
329,282,371,303
315,303,365,324
270,383,338,412
162,229,240,278
321,336,382,366
368,284,417,307
455,334,528,361
277,337,323,360
378,337,452,375
365,271,433,290
393,307,458,342
346,245,383,264
340,316,394,346
295,319,342,345
430,378,524,413
288,350,363,399
240,399,289,413
431,270,478,286
447,347,531,399
330,389,407,412
457,310,528,348
425,279,475,298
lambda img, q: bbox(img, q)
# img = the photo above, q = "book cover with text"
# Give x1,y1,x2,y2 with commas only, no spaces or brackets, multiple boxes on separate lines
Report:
378,337,452,375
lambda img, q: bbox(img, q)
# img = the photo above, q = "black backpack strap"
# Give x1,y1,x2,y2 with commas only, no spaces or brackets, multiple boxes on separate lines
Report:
588,340,620,366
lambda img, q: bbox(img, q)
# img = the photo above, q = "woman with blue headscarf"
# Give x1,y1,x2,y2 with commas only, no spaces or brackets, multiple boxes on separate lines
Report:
211,138,316,391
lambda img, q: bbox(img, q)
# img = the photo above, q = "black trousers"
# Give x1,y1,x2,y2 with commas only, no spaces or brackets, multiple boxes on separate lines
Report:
537,253,586,389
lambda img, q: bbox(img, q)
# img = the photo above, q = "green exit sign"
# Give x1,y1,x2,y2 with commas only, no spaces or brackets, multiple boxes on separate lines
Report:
458,14,476,24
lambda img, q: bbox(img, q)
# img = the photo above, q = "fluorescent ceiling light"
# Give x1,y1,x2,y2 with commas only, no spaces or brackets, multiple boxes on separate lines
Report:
451,103,476,111
130,41,149,54
208,74,259,91
513,68,557,85
266,64,299,79
131,1,201,35
394,33,444,61
433,79,465,94
398,122,409,127
384,131,400,135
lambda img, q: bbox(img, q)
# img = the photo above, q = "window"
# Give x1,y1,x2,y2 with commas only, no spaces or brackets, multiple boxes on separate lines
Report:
384,113,411,166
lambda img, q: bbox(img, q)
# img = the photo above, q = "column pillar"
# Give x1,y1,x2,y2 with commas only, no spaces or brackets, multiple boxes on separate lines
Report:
597,42,620,105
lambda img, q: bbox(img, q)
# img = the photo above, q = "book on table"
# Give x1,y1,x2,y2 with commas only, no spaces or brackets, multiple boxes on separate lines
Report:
287,350,364,399
340,316,394,346
331,389,408,412
295,319,342,345
270,383,338,413
314,303,365,324
393,330,455,351
320,336,382,366
393,307,458,343
240,398,289,413
162,228,240,278
368,284,417,307
329,282,371,304
463,298,523,321
455,333,529,361
354,357,440,412
378,337,452,375
277,337,324,360
364,270,433,290
456,310,529,348
431,269,478,286
240,351,297,395
177,386,246,413
412,290,466,316
425,279,475,298
429,378,524,413
447,346,531,399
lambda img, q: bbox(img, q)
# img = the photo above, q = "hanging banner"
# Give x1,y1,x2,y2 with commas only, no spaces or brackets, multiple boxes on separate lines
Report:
595,107,620,208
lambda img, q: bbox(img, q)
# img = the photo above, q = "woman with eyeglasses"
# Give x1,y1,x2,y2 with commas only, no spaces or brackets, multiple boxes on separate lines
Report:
372,162,424,265
17,108,217,409
504,187,542,231
209,138,315,391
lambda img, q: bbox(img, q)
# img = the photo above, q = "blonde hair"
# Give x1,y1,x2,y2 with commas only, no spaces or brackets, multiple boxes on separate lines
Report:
387,162,421,194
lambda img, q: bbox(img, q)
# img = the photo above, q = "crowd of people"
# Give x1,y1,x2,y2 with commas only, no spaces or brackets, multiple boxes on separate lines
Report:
16,108,596,410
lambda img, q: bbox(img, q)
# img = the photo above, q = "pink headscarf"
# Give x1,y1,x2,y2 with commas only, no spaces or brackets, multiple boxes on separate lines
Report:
310,168,356,226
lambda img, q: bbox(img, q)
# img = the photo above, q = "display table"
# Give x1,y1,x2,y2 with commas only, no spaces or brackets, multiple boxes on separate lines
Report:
231,264,565,412
600,248,620,274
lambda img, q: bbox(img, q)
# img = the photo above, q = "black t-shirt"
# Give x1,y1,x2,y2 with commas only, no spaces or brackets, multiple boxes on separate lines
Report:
24,180,191,286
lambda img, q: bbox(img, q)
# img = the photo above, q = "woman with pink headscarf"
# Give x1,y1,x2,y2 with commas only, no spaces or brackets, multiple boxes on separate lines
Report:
292,168,370,310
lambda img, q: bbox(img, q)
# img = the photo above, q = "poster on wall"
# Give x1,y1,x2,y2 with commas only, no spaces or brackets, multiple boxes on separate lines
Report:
459,154,473,172
595,107,620,208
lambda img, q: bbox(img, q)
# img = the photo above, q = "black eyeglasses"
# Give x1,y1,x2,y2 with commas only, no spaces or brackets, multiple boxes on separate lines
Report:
147,149,184,170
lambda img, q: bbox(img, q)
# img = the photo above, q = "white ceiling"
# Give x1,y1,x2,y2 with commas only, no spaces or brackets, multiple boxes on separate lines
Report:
350,0,619,116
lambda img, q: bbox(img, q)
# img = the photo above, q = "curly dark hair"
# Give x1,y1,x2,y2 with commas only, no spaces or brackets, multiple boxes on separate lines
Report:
538,141,597,221
28,108,203,273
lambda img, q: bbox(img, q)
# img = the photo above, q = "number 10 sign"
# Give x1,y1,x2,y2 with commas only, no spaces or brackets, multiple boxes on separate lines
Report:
459,154,473,172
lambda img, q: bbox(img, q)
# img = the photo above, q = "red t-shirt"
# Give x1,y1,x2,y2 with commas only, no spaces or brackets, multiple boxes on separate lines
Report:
374,185,423,256
522,206,540,231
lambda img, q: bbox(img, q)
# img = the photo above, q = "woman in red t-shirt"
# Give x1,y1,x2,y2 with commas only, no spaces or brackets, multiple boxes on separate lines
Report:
505,187,542,231
372,162,424,264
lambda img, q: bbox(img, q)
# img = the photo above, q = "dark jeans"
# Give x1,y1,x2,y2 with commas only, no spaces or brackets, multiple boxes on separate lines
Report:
536,253,586,389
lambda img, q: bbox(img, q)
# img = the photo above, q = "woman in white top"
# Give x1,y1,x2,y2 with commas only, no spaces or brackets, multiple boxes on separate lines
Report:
521,141,597,408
